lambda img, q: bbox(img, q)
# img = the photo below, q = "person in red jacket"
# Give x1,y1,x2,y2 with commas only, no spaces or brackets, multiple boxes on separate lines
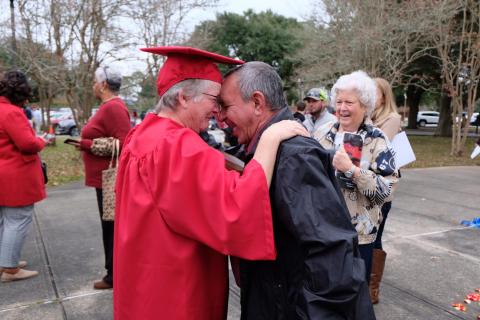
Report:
78,66,131,290
0,70,46,282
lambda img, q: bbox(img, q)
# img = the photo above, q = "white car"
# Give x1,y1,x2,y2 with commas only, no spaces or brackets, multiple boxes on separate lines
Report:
417,111,439,127
454,112,480,125
55,118,79,136
471,112,480,125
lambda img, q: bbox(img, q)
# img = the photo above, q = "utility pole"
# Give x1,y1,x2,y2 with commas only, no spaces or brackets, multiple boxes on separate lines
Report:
10,0,17,67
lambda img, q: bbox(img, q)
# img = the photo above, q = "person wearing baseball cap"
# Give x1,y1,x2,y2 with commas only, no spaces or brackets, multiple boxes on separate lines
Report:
113,46,307,320
303,87,336,134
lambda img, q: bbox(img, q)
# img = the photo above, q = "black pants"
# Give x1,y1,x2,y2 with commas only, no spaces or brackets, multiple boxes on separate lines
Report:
95,188,114,285
358,243,374,283
374,201,392,250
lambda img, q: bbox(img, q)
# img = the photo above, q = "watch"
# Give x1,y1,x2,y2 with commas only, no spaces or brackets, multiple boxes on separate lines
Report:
344,165,356,178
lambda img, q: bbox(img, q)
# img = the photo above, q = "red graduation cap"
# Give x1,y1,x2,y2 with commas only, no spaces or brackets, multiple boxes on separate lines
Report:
141,46,245,96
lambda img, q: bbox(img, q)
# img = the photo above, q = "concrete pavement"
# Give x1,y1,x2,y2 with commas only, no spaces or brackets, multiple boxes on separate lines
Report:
1,167,479,319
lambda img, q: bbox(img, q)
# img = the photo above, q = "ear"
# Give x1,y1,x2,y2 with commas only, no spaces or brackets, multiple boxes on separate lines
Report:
177,89,189,109
251,91,267,115
101,81,109,90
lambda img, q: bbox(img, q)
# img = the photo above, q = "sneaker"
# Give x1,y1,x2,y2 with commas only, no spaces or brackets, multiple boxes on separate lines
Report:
1,268,38,282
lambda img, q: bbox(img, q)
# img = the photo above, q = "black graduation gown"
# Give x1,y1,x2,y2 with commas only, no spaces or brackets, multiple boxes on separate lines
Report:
238,108,375,320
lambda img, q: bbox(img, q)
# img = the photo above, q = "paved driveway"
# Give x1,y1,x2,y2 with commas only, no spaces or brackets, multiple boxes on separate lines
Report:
1,167,479,319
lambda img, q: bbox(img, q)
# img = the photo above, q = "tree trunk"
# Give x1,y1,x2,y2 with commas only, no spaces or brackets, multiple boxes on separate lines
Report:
10,0,17,67
451,96,464,156
406,85,424,129
435,92,452,137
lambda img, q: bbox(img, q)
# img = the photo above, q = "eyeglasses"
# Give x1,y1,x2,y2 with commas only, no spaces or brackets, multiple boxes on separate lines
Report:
202,92,235,113
202,93,222,111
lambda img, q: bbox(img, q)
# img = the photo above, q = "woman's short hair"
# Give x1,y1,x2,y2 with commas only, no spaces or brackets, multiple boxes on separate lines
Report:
0,70,32,107
331,70,376,117
94,66,122,93
155,79,211,112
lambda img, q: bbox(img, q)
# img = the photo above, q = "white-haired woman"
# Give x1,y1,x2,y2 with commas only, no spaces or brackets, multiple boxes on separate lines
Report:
78,66,131,290
313,71,398,288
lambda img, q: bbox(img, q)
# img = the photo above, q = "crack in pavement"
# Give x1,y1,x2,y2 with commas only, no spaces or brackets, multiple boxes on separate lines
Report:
0,290,110,314
33,209,68,320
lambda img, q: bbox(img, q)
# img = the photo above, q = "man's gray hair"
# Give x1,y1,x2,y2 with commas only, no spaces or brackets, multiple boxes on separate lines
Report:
155,79,211,112
225,61,287,110
95,66,122,93
330,70,376,117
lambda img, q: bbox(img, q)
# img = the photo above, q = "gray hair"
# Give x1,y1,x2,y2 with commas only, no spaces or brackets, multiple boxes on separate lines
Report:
224,61,287,110
94,66,122,93
154,79,212,112
331,70,376,117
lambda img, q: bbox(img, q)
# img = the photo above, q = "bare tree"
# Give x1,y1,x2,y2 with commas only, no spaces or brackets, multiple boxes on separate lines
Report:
423,0,480,156
13,0,129,128
125,0,218,108
295,0,441,129
5,0,219,127
297,1,433,86
14,0,66,129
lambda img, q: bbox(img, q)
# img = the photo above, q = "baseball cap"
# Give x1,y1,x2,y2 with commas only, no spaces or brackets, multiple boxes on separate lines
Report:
303,88,328,101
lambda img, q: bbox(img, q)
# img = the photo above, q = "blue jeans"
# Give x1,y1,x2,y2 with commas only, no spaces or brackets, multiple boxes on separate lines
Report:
0,205,34,268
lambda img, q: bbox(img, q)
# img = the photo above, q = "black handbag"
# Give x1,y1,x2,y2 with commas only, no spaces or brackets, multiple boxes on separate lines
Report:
41,161,48,184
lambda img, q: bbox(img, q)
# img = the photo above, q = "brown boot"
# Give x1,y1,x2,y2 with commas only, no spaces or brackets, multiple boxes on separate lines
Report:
369,249,387,304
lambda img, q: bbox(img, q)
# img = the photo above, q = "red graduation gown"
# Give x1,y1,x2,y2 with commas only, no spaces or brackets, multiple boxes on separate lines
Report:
113,114,276,320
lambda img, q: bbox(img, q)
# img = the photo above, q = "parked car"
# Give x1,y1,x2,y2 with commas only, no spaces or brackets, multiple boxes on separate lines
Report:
454,112,480,125
49,111,73,125
55,118,79,136
471,112,480,126
464,112,479,125
417,111,440,127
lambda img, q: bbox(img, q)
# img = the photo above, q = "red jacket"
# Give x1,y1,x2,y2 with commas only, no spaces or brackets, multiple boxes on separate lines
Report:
80,97,131,188
0,97,46,207
114,114,276,320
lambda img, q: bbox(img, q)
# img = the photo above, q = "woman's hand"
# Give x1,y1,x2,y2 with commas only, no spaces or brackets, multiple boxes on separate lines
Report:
38,133,48,142
262,120,309,144
333,145,354,172
75,139,82,150
253,120,308,187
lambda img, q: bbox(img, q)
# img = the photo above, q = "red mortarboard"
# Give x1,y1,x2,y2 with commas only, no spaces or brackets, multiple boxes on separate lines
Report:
141,46,245,96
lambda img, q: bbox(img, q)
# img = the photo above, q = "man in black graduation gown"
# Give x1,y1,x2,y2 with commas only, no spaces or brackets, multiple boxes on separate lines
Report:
219,61,375,320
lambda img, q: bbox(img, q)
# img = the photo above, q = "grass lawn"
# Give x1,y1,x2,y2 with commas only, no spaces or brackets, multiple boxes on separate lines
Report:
41,136,84,186
40,134,480,187
406,135,480,168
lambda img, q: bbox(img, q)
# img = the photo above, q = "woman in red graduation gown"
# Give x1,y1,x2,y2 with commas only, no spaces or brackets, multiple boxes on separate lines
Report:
113,47,307,320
